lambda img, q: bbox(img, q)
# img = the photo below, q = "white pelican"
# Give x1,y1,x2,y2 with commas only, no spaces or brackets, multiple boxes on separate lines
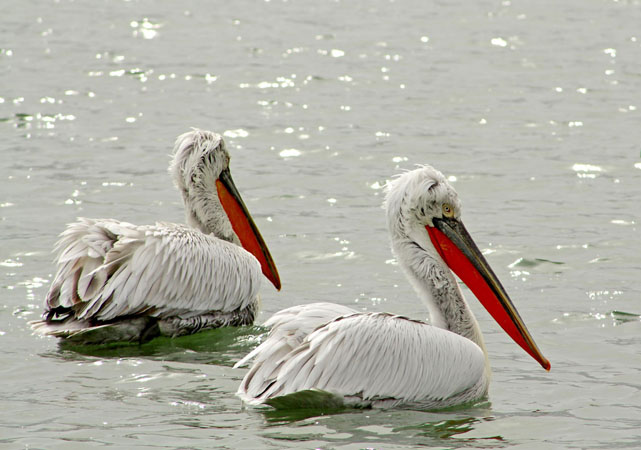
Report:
31,129,281,344
235,165,549,409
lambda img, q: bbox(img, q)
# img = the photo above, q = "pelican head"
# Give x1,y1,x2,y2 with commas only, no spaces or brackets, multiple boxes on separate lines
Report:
171,129,229,216
385,165,462,247
170,129,281,290
385,165,550,371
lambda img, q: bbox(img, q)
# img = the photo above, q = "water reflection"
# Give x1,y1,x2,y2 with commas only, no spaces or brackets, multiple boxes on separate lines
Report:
552,310,640,327
52,326,265,366
609,310,641,325
130,18,162,40
7,112,76,130
259,402,506,449
398,417,483,438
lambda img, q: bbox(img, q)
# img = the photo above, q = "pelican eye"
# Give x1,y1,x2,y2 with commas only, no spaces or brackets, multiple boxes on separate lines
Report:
442,203,454,218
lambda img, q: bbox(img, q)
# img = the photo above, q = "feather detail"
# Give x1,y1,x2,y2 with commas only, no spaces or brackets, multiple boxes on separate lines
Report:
34,218,262,342
237,310,488,408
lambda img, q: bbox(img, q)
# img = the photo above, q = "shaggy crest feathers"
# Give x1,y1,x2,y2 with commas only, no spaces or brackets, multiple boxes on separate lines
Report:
384,165,462,238
170,129,227,195
169,129,237,242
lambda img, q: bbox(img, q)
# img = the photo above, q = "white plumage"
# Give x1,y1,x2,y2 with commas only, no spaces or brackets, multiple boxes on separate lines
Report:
236,165,548,409
237,305,486,409
31,129,280,344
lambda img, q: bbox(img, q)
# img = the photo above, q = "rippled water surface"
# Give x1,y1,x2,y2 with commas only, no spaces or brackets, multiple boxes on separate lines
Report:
2,0,641,448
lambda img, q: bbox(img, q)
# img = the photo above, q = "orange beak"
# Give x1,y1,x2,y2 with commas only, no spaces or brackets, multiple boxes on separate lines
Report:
216,169,281,290
427,217,550,371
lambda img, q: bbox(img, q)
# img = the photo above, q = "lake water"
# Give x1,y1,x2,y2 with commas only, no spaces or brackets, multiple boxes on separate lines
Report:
2,0,641,448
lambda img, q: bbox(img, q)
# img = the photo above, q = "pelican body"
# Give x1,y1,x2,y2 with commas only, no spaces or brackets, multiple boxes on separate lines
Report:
31,129,280,344
236,165,549,409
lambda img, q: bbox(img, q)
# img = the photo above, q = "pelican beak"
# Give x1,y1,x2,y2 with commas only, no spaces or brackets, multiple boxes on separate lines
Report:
427,217,550,371
216,168,281,290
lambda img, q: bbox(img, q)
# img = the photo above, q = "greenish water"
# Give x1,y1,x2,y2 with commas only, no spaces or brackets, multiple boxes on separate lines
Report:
2,0,641,448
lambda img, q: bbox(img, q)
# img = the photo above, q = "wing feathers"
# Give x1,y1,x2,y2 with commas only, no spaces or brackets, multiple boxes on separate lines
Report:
237,310,488,407
234,302,357,369
42,218,262,324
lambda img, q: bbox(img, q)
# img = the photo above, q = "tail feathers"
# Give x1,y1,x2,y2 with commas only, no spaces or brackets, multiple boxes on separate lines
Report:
30,318,93,336
30,317,158,345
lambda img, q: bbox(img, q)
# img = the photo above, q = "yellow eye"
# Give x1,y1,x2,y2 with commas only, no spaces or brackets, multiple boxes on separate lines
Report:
442,203,454,218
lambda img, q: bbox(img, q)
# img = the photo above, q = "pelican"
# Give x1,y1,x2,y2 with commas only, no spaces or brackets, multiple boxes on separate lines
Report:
235,165,549,409
31,129,281,344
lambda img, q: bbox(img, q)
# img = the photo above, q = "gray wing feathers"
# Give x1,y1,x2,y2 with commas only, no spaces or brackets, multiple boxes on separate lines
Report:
44,218,261,321
262,302,358,347
237,312,486,406
234,303,358,397
235,302,357,368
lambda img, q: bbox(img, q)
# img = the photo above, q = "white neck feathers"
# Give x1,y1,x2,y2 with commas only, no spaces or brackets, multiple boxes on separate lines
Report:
169,130,239,243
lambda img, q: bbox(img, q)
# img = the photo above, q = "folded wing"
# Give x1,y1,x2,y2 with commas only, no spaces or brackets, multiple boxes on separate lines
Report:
237,311,487,408
44,218,262,322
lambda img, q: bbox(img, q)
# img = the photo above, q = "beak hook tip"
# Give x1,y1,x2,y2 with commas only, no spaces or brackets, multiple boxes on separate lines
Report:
542,358,551,371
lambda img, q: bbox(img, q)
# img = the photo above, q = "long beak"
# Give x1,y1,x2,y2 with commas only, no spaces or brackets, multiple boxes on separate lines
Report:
427,217,550,371
216,169,281,290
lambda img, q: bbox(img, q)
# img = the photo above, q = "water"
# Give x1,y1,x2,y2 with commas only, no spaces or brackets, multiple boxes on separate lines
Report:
2,0,641,448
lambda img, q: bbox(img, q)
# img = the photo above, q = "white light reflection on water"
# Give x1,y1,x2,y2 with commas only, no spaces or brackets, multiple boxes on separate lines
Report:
572,163,602,178
279,148,301,158
130,18,162,40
